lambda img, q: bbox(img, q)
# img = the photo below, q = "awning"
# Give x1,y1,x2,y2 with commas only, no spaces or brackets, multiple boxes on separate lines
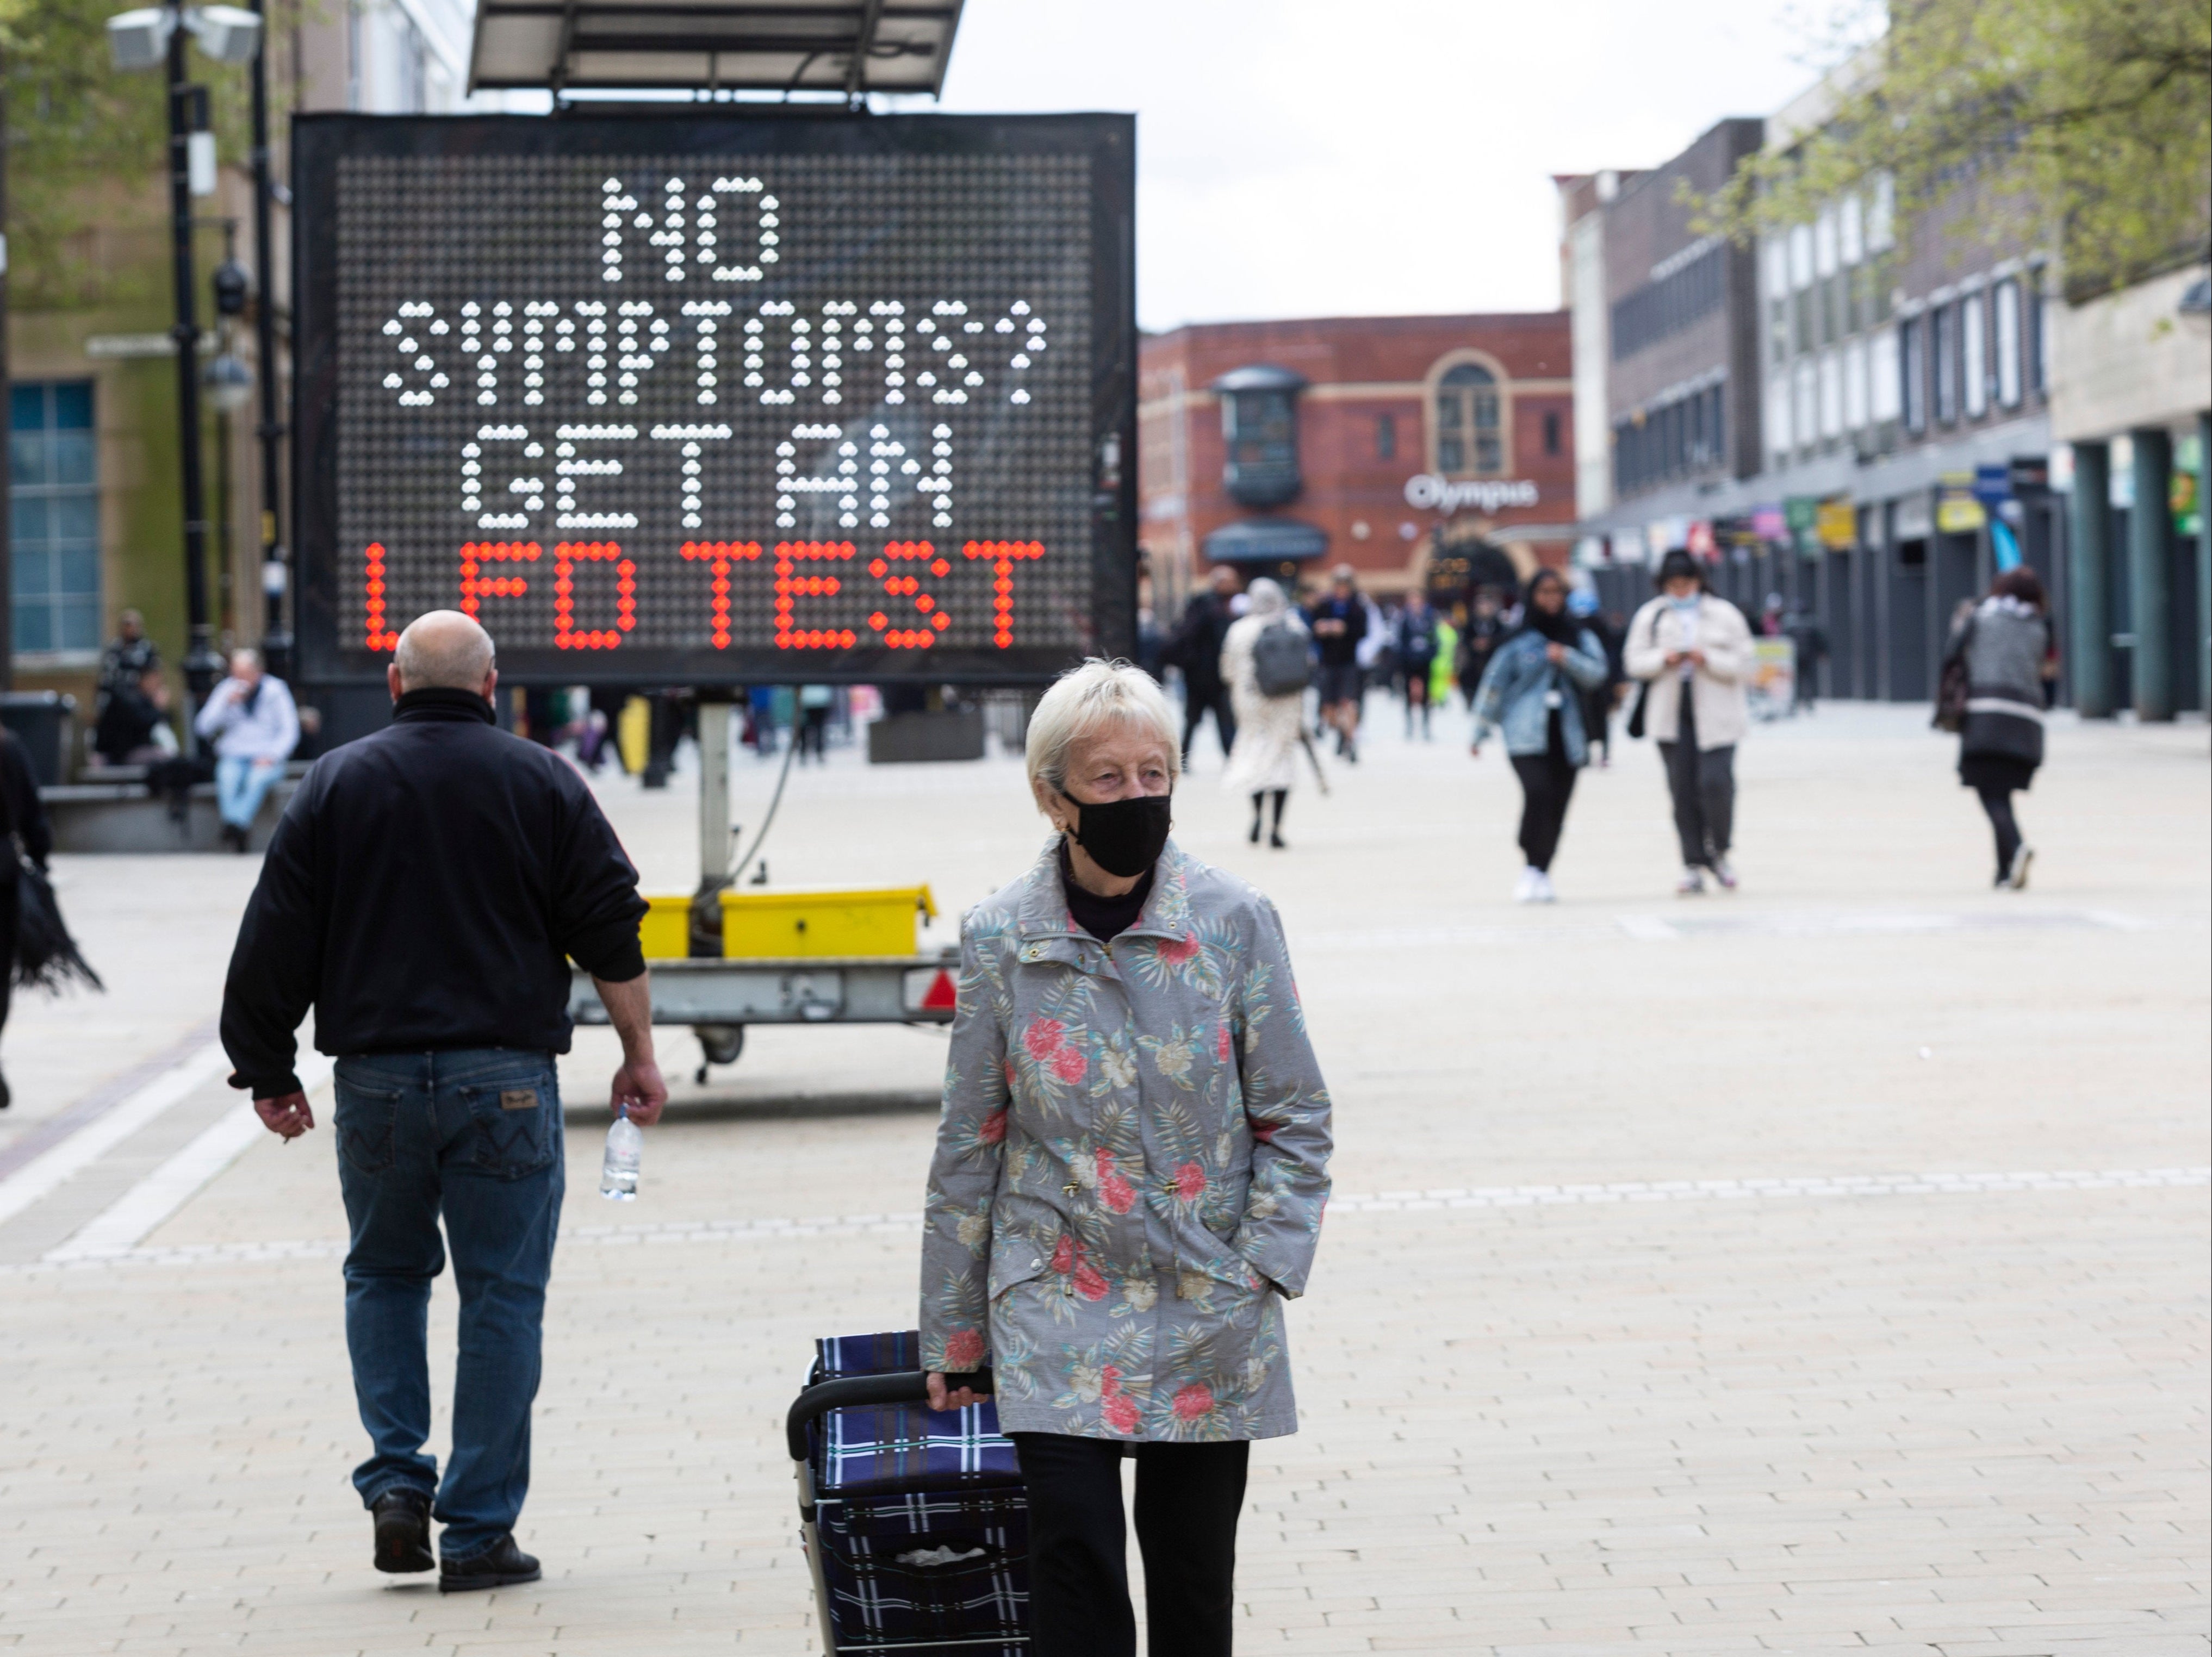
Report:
1201,519,1329,566
469,0,965,96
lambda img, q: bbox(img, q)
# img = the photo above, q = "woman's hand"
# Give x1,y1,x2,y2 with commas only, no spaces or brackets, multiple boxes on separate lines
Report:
1544,642,1568,664
925,1371,984,1412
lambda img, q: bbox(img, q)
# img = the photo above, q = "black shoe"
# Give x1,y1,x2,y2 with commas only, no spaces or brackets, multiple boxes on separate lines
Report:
371,1489,433,1574
1248,817,1262,844
0,1068,10,1109
439,1533,541,1593
1269,830,1288,850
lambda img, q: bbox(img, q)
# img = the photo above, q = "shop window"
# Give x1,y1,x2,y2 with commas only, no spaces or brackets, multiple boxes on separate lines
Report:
1900,317,1927,434
1931,304,1957,424
1994,279,2023,407
1434,363,1505,477
1215,365,1306,509
10,381,101,656
2025,266,2048,394
1962,292,1988,419
1376,412,1396,460
1542,410,1561,456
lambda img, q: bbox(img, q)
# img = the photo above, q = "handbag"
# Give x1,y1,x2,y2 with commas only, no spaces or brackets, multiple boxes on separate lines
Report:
1626,681,1650,740
11,834,102,993
1934,615,1975,733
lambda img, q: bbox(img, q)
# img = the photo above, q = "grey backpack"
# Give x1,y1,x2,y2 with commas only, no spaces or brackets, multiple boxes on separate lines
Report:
1252,621,1312,697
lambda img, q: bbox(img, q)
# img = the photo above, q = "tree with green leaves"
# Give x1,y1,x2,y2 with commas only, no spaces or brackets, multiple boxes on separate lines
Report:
1699,0,2210,298
1,0,251,313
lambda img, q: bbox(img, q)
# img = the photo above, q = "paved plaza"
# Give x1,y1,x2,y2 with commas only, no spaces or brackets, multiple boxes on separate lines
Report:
0,697,2205,1655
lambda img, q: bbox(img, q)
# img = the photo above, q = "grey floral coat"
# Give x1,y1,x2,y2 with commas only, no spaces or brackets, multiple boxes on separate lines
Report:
919,838,1333,1442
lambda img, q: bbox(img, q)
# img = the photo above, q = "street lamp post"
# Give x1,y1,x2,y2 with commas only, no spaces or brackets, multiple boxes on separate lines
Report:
164,19,221,710
106,4,263,718
247,0,289,681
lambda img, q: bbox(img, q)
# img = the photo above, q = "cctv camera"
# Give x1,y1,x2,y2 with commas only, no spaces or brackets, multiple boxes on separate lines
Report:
185,4,262,64
106,7,176,72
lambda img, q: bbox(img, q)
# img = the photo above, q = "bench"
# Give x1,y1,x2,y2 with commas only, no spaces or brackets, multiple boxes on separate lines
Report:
42,773,302,854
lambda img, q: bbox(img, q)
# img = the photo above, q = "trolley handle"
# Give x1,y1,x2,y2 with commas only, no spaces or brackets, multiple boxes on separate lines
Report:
785,1371,933,1463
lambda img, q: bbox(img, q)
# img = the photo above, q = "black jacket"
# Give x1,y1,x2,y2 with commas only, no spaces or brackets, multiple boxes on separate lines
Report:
221,688,647,1097
0,727,51,875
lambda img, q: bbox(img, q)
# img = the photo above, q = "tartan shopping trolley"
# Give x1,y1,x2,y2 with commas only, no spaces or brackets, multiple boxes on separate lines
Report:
786,1330,1030,1653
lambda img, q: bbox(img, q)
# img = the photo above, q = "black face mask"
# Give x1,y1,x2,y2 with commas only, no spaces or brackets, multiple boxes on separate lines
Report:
1058,789,1172,879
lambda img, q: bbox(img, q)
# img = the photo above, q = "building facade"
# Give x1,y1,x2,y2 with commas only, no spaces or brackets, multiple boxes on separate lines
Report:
1563,82,2209,718
1138,312,1574,609
7,0,482,732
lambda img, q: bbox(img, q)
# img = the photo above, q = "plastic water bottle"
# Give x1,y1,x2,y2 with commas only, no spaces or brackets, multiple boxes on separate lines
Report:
599,1107,642,1201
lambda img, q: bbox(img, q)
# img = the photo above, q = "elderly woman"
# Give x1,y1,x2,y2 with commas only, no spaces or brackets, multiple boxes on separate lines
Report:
921,658,1333,1657
1218,577,1309,849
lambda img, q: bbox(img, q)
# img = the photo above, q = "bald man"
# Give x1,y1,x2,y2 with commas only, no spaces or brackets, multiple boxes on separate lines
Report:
220,609,664,1591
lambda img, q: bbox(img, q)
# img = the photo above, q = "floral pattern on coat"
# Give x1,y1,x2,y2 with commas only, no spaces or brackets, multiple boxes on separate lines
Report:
920,837,1333,1442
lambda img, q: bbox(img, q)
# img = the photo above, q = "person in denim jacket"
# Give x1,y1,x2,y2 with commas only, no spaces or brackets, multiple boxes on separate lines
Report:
919,658,1332,1657
1469,569,1611,902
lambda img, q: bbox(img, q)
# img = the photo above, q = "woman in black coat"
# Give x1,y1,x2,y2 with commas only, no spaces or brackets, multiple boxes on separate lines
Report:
1943,568,2055,889
0,725,54,1107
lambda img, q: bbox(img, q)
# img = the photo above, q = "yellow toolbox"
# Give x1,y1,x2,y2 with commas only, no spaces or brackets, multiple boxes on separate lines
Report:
720,885,937,958
638,894,695,960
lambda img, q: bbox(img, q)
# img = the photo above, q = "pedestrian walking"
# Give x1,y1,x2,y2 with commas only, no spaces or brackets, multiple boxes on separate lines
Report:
219,610,666,1591
920,658,1332,1657
1470,570,1611,902
1166,565,1240,767
1624,550,1754,895
1456,586,1507,709
1304,563,1368,761
1568,587,1624,767
1394,589,1441,739
192,649,300,852
1942,567,2056,888
1219,578,1310,849
797,684,834,762
0,724,54,1110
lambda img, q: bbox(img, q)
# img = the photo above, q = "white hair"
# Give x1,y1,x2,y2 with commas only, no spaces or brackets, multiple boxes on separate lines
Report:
1244,577,1288,617
1024,658,1182,798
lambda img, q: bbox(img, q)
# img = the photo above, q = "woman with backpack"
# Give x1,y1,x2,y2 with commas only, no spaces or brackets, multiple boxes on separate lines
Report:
1220,578,1310,849
1941,566,2056,888
1468,569,1611,902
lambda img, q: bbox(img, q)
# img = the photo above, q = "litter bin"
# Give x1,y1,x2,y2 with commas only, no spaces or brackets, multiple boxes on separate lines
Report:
1,690,78,786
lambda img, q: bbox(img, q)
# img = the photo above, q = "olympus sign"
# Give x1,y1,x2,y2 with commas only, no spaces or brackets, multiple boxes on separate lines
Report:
1403,474,1540,514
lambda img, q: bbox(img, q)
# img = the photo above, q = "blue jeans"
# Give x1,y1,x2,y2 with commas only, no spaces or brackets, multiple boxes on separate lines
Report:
215,753,282,830
333,1049,564,1560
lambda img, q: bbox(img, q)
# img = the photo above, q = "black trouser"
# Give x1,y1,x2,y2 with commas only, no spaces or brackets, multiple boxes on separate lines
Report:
798,704,829,760
1011,1433,1249,1657
0,880,16,1044
1976,786,2022,875
1583,688,1612,759
1509,751,1578,872
1657,694,1735,867
1182,682,1237,764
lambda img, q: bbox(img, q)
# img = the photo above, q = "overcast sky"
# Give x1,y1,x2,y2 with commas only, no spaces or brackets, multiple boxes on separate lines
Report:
927,0,1826,333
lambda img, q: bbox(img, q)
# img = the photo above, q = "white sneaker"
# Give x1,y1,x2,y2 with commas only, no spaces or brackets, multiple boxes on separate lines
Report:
2008,845,2034,890
1533,869,1558,904
1676,867,1706,896
1710,856,1738,890
1513,866,1542,904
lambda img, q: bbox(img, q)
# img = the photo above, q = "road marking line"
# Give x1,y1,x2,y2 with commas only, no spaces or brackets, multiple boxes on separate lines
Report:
0,1019,222,1182
0,1041,231,1230
44,1055,337,1262
8,1164,2204,1274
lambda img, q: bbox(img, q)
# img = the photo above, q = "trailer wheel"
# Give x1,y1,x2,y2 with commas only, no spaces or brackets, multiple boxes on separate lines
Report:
693,1023,745,1082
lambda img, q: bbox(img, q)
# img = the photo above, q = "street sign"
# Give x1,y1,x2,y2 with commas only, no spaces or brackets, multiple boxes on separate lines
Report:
291,113,1138,686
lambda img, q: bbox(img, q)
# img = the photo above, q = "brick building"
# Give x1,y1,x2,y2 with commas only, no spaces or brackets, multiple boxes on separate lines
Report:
1138,313,1574,607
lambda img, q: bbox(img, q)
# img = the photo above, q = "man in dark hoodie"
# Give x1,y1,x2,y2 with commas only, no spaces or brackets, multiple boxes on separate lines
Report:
221,609,664,1592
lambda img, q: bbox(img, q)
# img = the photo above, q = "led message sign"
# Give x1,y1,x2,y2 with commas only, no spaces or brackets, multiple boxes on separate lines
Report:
292,114,1136,684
